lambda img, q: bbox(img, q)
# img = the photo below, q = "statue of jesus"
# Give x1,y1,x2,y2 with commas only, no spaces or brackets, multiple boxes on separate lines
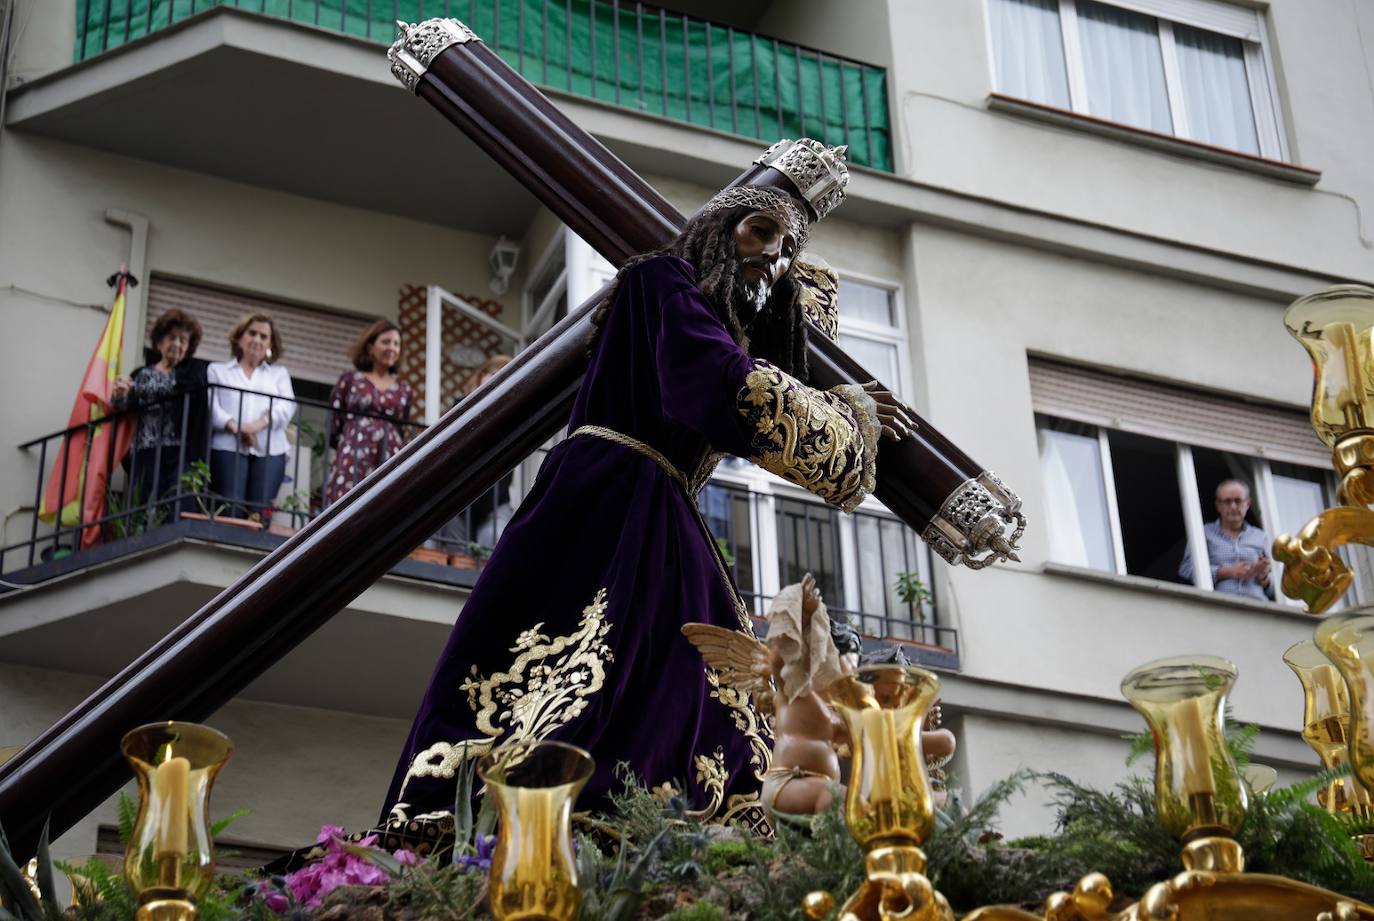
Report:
380,139,915,837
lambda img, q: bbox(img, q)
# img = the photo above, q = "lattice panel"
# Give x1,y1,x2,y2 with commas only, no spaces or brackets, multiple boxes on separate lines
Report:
396,285,511,419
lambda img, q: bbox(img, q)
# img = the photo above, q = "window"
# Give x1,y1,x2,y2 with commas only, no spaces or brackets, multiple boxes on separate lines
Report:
700,468,947,650
837,277,909,400
1029,358,1365,606
987,0,1285,159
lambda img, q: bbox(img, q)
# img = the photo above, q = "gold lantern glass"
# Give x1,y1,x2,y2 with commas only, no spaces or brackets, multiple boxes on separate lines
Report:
1121,656,1248,842
1283,639,1369,815
477,741,594,921
121,722,234,921
825,664,941,849
1283,285,1374,447
1315,612,1374,798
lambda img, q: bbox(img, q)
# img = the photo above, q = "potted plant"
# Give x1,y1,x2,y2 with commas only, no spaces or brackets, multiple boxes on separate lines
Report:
409,544,450,565
269,491,312,536
448,541,492,570
894,570,934,640
177,460,257,529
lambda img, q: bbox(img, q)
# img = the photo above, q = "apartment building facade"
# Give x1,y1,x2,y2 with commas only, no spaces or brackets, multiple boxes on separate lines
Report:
0,0,1368,854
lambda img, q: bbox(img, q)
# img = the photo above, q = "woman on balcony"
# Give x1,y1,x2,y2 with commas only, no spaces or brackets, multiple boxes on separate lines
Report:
324,319,414,506
207,314,295,519
111,307,207,516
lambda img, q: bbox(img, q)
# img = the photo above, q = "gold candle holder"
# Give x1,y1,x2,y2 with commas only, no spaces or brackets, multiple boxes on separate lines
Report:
1273,285,1374,612
121,722,233,921
1121,655,1248,848
1284,639,1368,817
803,664,953,921
477,741,593,921
968,656,1374,920
1315,614,1374,811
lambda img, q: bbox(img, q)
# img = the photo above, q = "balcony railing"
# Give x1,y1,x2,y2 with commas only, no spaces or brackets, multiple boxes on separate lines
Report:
3,383,516,582
5,381,950,667
73,0,894,171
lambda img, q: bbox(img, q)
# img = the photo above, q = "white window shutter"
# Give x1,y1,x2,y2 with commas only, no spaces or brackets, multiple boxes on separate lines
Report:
145,276,373,386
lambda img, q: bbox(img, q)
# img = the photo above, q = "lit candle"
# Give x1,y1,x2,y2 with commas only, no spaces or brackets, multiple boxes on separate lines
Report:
153,756,191,860
1173,697,1217,797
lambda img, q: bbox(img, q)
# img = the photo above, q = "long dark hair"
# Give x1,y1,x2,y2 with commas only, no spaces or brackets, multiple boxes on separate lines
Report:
593,206,809,378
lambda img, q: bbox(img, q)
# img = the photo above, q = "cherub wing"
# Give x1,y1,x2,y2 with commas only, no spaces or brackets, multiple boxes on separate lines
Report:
680,623,772,706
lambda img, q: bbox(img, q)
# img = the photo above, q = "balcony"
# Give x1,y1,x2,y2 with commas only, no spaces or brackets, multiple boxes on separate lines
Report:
0,377,953,707
70,0,892,171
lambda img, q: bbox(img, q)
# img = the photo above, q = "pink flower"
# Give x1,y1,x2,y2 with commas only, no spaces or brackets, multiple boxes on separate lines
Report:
393,849,420,866
316,824,346,844
282,825,396,909
263,892,288,914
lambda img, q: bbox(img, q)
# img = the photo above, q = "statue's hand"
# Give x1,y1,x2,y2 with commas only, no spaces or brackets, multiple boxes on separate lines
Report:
861,380,917,441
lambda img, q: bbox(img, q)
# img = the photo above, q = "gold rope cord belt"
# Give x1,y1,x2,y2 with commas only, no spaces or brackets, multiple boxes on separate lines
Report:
570,425,691,492
569,424,751,632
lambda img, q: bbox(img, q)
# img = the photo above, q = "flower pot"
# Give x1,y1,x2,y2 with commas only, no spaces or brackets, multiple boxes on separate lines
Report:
179,512,262,530
267,523,297,537
447,553,480,570
409,547,449,565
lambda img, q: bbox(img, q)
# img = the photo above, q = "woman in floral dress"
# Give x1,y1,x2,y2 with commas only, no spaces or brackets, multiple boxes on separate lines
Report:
325,320,414,506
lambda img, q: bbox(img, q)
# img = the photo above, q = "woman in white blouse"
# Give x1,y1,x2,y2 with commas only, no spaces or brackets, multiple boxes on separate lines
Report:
206,314,295,518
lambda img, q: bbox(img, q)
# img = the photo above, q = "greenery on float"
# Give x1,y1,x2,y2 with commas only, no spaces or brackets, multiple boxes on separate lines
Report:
15,718,1374,920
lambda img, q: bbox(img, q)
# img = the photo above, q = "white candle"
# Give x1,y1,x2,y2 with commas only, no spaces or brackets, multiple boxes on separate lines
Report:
153,756,190,860
1173,698,1217,797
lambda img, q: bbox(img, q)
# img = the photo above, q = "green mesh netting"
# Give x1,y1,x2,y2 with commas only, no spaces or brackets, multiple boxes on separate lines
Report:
76,0,892,170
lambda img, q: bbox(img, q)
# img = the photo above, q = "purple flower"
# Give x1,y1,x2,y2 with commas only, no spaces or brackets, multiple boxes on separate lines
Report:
455,834,497,872
393,849,420,866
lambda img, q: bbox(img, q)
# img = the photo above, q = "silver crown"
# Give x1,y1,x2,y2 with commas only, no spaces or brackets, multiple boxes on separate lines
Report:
753,138,849,223
388,18,479,93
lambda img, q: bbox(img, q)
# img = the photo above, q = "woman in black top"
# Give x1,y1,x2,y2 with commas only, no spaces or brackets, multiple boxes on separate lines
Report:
112,308,208,517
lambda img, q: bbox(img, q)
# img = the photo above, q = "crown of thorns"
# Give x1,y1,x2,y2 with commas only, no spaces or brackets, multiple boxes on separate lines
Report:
697,187,811,251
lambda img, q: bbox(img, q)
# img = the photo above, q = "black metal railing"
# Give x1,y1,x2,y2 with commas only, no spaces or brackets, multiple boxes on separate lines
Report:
3,383,519,579
698,478,956,656
72,0,894,171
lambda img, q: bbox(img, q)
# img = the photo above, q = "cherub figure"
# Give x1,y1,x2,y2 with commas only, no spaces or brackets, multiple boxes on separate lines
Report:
684,573,957,818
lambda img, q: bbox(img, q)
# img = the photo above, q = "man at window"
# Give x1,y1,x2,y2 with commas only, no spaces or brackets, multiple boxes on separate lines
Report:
1179,479,1272,600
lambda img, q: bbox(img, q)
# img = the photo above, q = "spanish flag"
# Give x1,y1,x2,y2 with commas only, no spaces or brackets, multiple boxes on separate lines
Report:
39,269,136,548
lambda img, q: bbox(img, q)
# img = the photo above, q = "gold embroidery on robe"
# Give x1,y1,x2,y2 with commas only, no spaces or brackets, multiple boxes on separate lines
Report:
462,588,615,740
399,589,614,794
705,668,773,783
738,362,880,513
683,747,728,821
793,260,840,344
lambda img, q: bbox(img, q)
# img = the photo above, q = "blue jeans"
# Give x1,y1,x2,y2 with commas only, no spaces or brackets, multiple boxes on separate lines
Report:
210,450,286,519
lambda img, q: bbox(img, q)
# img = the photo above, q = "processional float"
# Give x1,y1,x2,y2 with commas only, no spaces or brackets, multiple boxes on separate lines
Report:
0,15,1023,858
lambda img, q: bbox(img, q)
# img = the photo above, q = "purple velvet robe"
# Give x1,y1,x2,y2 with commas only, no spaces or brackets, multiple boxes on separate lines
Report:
382,255,878,829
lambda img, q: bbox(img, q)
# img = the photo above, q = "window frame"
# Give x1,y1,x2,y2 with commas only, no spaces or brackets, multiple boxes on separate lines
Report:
703,465,946,645
984,0,1288,161
1035,412,1362,607
833,269,914,403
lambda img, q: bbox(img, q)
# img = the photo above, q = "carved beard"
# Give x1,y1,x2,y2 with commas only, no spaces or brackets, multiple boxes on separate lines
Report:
700,257,770,331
